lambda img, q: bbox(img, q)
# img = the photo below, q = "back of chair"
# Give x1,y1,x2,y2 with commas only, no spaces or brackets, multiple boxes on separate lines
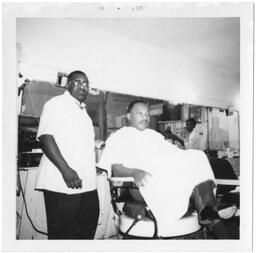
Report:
108,178,158,238
209,158,238,195
109,180,136,215
109,179,150,215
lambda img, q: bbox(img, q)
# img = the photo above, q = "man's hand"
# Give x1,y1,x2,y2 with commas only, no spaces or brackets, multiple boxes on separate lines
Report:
132,169,151,187
112,164,151,187
61,167,82,189
39,135,82,189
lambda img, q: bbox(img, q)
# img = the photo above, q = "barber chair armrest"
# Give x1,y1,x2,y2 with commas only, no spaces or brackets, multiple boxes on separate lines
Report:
109,177,137,188
216,179,240,186
110,177,134,181
96,166,108,175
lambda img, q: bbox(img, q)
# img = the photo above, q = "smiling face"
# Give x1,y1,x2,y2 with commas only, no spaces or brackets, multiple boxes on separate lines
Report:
67,73,89,103
127,102,150,131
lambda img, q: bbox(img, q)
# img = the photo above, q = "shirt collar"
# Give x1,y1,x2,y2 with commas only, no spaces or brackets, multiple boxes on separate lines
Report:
64,91,86,109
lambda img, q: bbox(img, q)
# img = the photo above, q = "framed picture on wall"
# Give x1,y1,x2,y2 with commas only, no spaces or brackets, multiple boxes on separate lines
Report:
188,106,202,123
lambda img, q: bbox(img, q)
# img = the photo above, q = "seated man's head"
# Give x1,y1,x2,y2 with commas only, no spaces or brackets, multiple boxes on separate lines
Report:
186,118,197,133
127,100,150,131
67,70,89,103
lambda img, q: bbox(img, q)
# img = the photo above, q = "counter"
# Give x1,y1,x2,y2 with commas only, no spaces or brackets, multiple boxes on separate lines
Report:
16,167,117,239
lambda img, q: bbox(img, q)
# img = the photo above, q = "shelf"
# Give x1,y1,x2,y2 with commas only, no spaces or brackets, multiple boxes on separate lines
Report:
158,120,184,124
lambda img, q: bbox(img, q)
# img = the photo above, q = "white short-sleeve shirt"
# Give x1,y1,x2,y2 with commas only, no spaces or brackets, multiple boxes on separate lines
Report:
35,91,96,194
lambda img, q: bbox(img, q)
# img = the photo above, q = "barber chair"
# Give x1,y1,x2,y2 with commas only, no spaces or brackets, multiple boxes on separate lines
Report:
109,177,237,239
209,158,240,210
209,158,240,239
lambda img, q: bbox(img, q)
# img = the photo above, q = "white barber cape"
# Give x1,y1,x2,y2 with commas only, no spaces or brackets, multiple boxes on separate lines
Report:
98,127,215,232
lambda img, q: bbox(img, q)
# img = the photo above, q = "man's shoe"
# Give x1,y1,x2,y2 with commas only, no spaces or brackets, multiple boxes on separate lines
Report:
199,203,237,225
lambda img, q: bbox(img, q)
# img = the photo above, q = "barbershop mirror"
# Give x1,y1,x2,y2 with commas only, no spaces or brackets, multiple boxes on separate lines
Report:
104,91,240,156
19,82,239,156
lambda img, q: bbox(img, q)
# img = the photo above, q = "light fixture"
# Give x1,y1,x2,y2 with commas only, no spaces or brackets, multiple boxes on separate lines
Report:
56,71,68,87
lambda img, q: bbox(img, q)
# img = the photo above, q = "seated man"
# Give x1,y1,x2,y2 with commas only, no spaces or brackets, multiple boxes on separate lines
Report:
98,100,215,233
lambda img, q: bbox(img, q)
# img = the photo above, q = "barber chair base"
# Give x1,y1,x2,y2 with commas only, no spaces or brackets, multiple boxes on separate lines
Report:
118,213,204,239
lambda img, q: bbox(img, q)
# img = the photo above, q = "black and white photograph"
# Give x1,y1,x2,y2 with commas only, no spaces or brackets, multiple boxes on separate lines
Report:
1,2,254,252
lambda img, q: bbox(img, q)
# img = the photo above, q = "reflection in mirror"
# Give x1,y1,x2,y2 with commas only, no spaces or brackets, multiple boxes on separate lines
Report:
208,108,239,153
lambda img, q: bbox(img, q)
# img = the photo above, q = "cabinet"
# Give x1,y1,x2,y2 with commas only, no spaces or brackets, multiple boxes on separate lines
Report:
16,168,117,239
16,168,47,239
94,172,117,239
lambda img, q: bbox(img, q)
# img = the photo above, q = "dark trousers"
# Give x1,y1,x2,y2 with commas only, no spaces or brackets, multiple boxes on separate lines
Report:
43,189,99,239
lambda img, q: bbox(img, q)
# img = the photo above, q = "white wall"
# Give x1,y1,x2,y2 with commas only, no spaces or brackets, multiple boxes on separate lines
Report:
17,18,239,109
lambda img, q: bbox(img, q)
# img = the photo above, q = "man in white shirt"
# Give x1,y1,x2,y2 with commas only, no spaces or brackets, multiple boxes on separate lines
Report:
98,100,215,233
184,118,207,150
36,70,99,239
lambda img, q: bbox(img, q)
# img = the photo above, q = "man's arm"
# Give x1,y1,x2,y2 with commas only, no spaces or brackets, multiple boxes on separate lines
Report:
164,128,184,147
171,134,185,147
111,164,151,187
39,134,82,189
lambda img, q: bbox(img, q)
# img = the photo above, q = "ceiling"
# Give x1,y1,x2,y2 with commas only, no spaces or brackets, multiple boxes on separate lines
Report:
71,18,240,76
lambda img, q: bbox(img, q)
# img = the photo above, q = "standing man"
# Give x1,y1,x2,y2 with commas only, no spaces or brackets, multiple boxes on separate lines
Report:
36,70,99,239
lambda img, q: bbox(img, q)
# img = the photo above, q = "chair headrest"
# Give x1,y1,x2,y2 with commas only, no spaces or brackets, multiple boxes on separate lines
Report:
209,158,238,194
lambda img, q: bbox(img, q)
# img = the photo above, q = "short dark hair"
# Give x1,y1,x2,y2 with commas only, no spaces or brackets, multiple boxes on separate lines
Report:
67,70,89,84
127,100,149,113
186,118,197,126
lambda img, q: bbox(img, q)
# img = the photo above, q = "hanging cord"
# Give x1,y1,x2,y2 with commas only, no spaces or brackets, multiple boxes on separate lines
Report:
18,79,30,97
16,211,22,220
17,169,48,236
